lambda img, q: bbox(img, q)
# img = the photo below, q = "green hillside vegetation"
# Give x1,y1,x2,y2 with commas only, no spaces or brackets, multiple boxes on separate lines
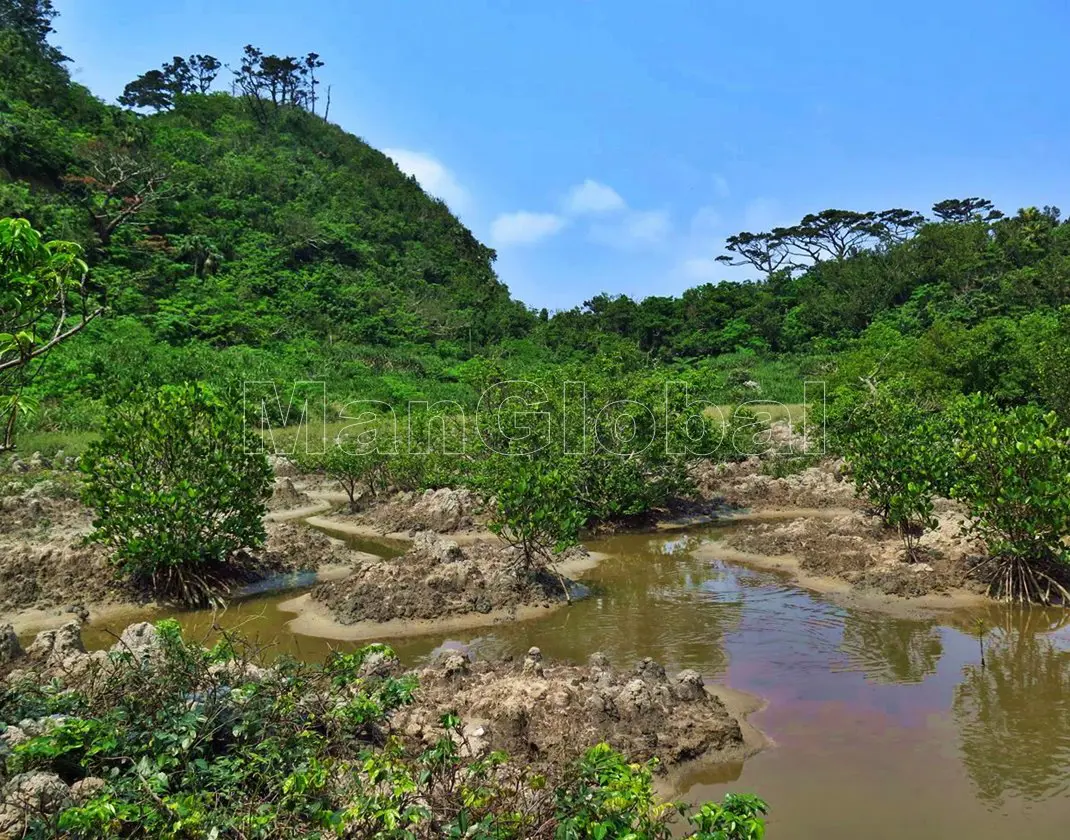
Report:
3,0,1069,438
1,3,532,432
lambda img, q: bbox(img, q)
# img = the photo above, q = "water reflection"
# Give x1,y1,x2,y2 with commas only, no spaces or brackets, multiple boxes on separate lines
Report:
838,610,944,684
68,518,1070,838
390,529,746,675
953,610,1070,806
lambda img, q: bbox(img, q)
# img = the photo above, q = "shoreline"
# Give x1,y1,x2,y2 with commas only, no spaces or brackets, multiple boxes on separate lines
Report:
699,539,989,616
277,541,609,642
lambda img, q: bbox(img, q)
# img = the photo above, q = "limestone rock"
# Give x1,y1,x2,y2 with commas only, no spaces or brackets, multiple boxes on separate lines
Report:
522,646,544,677
411,530,463,563
0,772,72,829
110,622,163,667
70,777,106,804
672,669,707,702
0,625,22,667
25,622,84,667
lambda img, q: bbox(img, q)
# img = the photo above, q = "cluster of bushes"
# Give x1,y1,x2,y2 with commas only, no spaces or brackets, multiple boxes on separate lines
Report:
837,386,1070,603
0,622,768,838
79,382,274,606
287,365,758,570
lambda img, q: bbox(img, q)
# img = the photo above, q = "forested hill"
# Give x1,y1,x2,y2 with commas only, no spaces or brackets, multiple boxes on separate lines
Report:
0,5,532,380
2,0,1069,434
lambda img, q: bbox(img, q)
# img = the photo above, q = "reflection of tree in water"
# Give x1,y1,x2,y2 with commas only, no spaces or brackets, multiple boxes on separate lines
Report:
838,610,944,684
577,533,746,674
953,608,1070,806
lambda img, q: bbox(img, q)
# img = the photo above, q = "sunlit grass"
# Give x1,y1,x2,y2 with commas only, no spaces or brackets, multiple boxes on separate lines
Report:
14,430,99,458
706,403,809,426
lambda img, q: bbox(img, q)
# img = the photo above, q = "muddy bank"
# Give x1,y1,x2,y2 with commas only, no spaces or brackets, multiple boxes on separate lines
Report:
687,455,993,604
717,505,987,603
0,520,359,630
315,485,488,537
310,531,590,627
392,646,759,769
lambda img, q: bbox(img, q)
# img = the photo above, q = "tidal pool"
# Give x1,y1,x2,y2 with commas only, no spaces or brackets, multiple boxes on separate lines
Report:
80,520,1070,839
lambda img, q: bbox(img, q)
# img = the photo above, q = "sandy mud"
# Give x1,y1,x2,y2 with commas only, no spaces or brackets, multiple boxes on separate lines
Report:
308,531,594,630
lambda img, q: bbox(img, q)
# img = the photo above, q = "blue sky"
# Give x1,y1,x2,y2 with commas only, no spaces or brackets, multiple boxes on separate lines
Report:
54,0,1069,311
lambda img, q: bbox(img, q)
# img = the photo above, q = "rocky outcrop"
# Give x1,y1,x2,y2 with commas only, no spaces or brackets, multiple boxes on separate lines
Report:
0,626,21,668
394,651,748,768
691,456,857,510
268,477,312,511
0,772,73,839
110,621,164,667
355,487,482,534
24,621,84,667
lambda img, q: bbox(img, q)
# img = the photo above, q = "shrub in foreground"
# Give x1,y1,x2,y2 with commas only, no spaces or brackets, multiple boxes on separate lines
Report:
0,622,768,838
80,382,273,605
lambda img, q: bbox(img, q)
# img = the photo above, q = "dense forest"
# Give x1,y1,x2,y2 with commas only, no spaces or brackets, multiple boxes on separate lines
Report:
2,0,1069,435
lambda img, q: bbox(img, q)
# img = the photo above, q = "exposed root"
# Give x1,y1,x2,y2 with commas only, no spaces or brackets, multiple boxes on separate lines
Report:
969,553,1070,606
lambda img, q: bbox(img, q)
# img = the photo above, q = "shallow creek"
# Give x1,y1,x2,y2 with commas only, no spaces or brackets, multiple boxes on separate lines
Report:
78,518,1070,840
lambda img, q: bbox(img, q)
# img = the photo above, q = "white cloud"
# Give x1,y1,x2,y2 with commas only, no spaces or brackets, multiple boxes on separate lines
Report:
563,179,626,215
742,197,783,232
490,211,567,246
590,209,672,250
713,174,730,199
383,148,468,212
689,206,721,238
625,210,671,244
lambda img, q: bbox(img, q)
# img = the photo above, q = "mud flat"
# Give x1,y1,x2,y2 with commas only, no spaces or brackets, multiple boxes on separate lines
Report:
0,518,362,635
289,531,604,641
724,505,984,599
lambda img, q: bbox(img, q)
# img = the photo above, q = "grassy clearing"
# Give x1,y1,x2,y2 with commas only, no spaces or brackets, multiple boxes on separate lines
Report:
707,403,809,426
12,430,99,458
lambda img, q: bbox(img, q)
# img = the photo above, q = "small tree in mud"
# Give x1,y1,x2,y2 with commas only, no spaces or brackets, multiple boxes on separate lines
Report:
81,382,273,606
840,389,942,561
478,455,585,597
294,445,390,511
949,396,1070,604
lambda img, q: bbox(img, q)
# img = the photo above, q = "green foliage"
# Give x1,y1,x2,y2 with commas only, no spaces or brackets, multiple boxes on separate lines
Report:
0,626,766,839
838,387,942,559
553,743,680,838
948,395,1070,603
293,445,390,511
689,794,769,840
80,382,273,605
479,454,585,571
0,217,96,449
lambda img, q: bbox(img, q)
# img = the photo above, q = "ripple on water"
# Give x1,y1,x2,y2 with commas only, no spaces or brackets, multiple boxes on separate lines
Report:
72,517,1070,840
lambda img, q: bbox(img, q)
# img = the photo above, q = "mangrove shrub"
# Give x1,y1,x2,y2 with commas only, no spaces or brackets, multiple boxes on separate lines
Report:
950,395,1070,603
81,382,273,605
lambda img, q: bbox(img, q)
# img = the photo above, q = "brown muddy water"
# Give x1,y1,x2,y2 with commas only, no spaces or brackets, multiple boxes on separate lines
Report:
78,520,1070,840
